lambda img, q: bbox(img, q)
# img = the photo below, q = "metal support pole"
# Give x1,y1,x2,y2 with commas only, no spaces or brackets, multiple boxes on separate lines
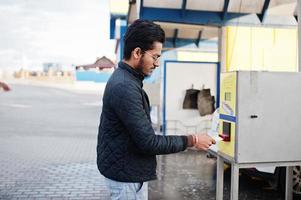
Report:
230,164,239,200
285,166,293,200
216,156,224,200
218,27,227,73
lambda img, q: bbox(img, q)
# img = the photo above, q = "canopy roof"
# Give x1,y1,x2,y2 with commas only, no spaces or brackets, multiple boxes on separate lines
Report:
126,0,298,43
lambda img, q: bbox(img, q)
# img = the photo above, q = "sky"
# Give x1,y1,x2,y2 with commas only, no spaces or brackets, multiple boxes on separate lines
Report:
0,0,115,71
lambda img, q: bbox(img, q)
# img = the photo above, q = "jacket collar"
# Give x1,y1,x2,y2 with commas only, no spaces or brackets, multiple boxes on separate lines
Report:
118,61,145,84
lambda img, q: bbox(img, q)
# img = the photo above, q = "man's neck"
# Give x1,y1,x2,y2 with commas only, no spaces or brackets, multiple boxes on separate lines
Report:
122,59,136,70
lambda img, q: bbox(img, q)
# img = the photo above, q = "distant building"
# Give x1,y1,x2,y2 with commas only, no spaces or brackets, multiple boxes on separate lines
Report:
75,56,116,83
76,56,115,71
43,63,62,73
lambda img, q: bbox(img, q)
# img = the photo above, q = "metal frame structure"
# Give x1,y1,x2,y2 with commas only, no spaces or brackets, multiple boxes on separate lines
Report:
208,149,301,200
162,60,220,135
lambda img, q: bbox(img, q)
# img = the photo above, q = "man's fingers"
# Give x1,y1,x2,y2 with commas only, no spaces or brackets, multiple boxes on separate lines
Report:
194,134,217,151
205,134,216,145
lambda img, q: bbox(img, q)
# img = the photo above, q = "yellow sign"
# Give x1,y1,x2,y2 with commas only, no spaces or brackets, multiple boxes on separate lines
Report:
220,72,236,116
218,72,237,158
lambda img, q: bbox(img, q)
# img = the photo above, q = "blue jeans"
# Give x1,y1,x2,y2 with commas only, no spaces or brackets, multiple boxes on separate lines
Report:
104,177,148,200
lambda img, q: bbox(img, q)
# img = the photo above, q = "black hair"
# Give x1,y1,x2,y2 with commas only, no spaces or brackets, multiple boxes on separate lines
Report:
123,19,165,60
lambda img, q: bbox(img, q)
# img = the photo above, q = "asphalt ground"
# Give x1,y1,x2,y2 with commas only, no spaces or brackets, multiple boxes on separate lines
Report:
0,83,298,200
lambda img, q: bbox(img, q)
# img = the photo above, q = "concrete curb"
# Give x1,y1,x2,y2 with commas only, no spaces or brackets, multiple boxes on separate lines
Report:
5,79,106,94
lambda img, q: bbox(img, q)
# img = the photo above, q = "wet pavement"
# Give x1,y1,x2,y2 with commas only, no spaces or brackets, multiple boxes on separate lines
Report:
0,84,300,199
150,150,291,200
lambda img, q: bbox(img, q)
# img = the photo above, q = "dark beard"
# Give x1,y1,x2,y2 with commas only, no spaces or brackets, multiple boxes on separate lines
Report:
137,57,150,78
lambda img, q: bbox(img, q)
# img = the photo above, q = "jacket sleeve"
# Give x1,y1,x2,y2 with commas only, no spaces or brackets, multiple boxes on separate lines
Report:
110,82,188,155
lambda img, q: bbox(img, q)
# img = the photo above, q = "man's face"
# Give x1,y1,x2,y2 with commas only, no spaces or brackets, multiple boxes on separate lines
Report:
137,42,162,77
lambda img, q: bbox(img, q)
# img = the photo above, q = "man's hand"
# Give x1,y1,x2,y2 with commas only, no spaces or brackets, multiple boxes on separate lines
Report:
194,134,216,151
0,82,11,92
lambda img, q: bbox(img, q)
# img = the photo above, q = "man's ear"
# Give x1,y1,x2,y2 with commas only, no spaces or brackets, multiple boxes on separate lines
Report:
132,47,142,59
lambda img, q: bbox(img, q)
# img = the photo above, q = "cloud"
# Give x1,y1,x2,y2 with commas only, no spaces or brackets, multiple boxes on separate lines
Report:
0,0,115,70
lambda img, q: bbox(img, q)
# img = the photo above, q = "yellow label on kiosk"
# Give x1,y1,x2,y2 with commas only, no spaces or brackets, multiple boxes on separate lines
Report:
218,72,237,158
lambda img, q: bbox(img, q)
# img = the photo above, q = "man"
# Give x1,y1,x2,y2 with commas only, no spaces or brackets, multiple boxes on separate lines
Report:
97,19,216,200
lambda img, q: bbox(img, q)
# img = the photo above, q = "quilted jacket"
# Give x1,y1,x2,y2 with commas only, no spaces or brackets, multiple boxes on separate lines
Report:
97,61,188,182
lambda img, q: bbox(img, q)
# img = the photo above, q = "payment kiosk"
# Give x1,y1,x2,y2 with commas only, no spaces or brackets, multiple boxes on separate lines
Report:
212,71,301,200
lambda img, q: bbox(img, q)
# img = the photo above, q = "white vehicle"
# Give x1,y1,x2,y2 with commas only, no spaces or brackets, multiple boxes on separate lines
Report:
248,166,301,196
